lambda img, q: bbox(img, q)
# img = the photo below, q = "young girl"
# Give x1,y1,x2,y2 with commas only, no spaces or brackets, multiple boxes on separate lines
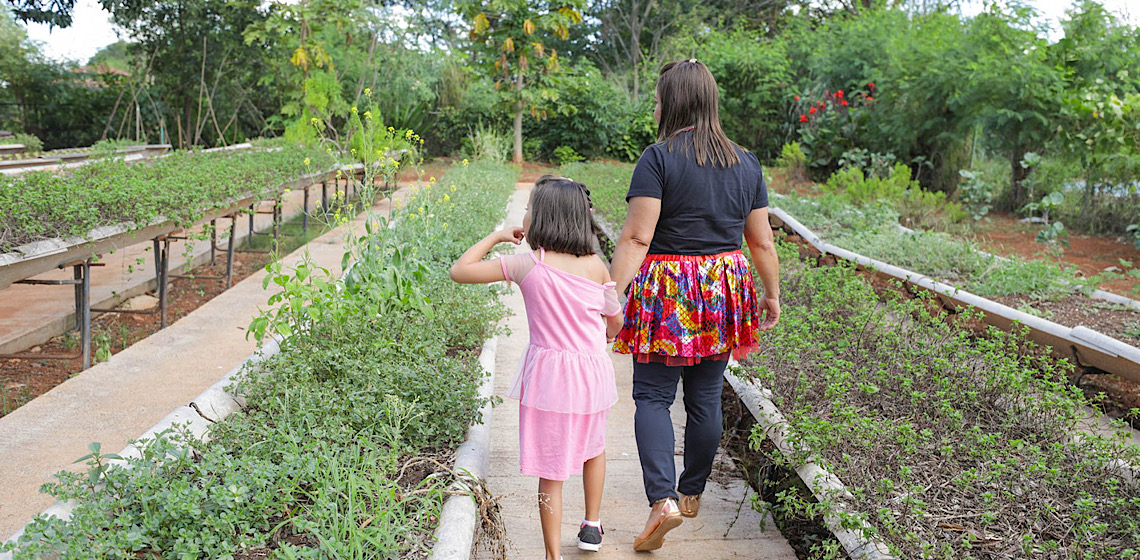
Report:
450,175,623,560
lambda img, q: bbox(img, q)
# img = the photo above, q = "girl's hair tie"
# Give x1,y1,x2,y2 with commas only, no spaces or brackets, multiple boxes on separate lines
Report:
688,58,697,64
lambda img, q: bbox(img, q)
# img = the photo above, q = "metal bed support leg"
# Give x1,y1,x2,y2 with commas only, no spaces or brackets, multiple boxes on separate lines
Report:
322,181,328,213
210,219,217,265
303,186,309,234
226,216,237,288
79,259,91,371
157,238,170,329
248,204,255,238
273,196,281,252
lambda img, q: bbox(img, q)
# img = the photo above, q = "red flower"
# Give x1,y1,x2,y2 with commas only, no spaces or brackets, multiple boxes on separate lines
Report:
836,90,844,99
866,96,873,101
799,114,809,123
809,106,817,114
794,95,800,101
840,99,849,106
868,82,876,89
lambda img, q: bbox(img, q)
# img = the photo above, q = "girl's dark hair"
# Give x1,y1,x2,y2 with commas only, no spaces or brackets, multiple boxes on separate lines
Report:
656,59,741,168
527,175,600,257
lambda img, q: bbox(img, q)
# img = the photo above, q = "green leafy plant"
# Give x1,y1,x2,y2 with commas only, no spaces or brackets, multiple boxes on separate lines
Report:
739,246,1140,559
776,141,808,182
957,168,993,220
553,145,583,165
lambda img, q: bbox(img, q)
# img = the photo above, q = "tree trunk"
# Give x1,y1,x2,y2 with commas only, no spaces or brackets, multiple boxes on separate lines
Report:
513,104,523,164
513,72,524,164
1007,148,1030,211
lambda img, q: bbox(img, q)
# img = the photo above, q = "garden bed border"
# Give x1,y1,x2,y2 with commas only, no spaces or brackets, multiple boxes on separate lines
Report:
724,364,897,560
768,206,1140,384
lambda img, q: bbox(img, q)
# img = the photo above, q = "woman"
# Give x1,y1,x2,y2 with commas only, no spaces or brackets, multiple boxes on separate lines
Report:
610,59,781,552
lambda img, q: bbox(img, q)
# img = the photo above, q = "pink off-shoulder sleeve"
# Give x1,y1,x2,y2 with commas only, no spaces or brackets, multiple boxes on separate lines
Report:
499,253,536,284
602,282,622,316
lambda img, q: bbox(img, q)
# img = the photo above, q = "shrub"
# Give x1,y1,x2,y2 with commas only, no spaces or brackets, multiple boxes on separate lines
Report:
0,132,43,153
553,146,583,165
824,164,963,229
956,168,993,220
463,123,510,163
776,142,808,182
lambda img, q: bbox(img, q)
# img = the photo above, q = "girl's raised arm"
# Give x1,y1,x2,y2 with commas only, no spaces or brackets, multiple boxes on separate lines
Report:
449,227,526,284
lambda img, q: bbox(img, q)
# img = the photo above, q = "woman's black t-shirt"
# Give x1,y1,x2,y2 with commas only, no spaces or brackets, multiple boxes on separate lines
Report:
626,138,769,256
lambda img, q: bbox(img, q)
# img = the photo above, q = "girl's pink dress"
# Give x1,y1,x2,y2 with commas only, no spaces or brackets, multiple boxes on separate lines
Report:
500,248,621,481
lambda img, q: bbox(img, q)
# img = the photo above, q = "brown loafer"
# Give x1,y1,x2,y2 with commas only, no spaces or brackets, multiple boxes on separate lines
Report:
633,498,683,551
679,493,701,518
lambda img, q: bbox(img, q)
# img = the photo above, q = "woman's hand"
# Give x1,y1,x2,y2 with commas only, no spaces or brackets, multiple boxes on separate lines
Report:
758,296,780,331
496,227,525,245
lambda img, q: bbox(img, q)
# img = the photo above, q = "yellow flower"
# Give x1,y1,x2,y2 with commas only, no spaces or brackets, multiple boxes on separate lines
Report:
351,106,358,115
364,111,372,120
303,157,311,166
443,222,448,228
443,194,450,201
450,185,457,192
364,87,372,96
405,129,413,139
462,158,470,167
429,176,436,182
388,126,395,133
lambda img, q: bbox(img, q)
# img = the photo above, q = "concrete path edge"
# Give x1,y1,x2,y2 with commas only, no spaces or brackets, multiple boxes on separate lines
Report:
430,337,498,560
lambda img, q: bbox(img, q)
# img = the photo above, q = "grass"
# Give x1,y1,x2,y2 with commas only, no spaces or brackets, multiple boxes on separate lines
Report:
737,242,1140,559
3,159,517,559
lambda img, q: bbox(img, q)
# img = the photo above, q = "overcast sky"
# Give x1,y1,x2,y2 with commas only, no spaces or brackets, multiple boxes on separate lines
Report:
21,0,1140,64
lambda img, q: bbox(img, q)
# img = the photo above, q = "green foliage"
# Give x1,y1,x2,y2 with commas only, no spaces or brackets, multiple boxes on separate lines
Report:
0,146,335,252
822,164,962,229
739,251,1140,559
4,161,517,559
520,61,652,162
462,123,510,163
956,168,993,221
775,142,806,172
0,132,43,153
553,145,582,165
458,0,587,162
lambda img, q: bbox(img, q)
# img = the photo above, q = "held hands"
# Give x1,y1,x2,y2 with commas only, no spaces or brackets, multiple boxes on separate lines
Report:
493,227,525,245
758,295,780,331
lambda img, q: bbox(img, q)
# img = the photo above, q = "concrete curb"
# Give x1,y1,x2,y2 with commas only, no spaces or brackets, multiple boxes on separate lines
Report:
430,337,498,560
724,365,897,560
0,337,282,558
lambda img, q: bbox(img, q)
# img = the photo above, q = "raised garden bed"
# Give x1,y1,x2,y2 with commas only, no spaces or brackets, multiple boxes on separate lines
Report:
0,161,517,559
732,243,1140,559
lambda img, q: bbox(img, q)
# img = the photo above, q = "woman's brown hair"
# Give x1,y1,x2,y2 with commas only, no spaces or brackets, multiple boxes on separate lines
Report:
656,59,741,168
526,175,601,257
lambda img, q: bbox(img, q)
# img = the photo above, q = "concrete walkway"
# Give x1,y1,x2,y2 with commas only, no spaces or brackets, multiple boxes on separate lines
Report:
0,184,415,539
478,186,796,559
0,176,369,355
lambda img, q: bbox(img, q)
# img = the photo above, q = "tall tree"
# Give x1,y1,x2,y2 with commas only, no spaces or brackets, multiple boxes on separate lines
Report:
459,0,585,163
3,0,77,27
101,0,275,147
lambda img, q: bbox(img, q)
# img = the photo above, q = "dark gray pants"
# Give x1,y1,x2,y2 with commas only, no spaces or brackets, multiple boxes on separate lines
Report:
632,359,728,505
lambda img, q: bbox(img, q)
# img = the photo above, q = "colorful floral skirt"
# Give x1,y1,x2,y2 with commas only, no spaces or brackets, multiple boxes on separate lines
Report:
613,251,761,366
